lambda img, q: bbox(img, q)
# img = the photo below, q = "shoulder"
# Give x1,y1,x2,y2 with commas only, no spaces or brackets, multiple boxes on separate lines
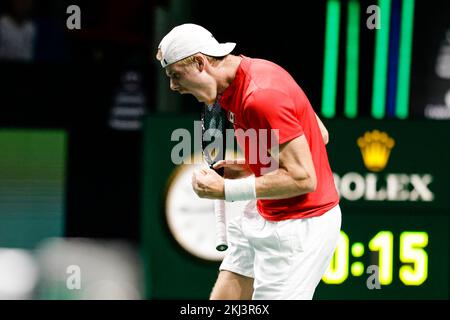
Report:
246,88,291,105
242,57,298,97
243,57,290,80
243,88,295,116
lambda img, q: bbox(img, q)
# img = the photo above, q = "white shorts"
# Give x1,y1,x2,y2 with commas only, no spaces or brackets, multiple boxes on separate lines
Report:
220,200,341,300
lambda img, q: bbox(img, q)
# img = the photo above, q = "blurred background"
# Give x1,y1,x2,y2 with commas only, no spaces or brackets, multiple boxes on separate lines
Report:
0,0,448,299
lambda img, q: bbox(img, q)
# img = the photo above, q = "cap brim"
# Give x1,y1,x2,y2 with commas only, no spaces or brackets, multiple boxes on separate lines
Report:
200,42,236,57
160,42,237,68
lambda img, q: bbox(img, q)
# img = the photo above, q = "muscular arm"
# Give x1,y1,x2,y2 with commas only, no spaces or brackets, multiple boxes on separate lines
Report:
192,135,317,200
315,113,329,145
255,135,317,200
193,93,322,201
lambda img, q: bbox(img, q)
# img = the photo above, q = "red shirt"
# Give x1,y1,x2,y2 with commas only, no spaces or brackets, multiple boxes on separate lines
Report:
219,56,339,221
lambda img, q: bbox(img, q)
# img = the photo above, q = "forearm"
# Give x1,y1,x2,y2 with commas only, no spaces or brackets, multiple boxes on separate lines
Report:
255,169,315,200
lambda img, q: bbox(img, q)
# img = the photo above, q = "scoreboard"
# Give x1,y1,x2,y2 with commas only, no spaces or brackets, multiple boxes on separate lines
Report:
315,119,449,299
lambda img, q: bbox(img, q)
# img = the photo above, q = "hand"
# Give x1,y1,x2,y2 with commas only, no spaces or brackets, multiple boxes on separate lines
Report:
213,159,253,179
192,167,225,199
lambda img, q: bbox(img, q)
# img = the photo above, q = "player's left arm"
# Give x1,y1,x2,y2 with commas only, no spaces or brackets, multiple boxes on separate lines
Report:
192,135,317,199
255,134,317,200
192,89,318,200
192,135,316,200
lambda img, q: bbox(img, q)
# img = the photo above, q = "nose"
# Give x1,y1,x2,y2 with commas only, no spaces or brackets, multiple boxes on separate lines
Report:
170,78,180,91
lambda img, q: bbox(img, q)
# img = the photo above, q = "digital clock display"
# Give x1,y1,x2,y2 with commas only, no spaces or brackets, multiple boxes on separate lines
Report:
314,212,448,299
312,120,449,299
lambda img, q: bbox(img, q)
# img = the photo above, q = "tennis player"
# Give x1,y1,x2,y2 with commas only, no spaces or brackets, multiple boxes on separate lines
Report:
156,24,341,300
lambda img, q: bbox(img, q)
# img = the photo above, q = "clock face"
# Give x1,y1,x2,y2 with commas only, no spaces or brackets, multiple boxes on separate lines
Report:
165,163,246,262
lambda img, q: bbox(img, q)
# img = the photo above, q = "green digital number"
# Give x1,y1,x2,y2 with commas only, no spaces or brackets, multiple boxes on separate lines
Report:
368,231,393,285
399,232,428,285
323,231,349,284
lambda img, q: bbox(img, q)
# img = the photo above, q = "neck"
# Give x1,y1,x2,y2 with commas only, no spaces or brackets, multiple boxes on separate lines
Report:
216,55,242,94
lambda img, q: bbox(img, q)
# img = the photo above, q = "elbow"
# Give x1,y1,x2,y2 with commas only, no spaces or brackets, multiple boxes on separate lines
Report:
292,170,317,194
306,177,317,193
322,131,329,145
303,167,317,193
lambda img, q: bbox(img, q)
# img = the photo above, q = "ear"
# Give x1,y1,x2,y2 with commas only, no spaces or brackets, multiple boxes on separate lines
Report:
156,48,163,61
193,54,206,71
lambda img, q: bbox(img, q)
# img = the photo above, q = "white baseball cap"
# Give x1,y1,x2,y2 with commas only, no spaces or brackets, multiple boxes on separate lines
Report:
157,23,236,68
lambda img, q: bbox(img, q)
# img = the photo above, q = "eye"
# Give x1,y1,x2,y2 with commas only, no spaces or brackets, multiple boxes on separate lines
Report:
172,73,180,80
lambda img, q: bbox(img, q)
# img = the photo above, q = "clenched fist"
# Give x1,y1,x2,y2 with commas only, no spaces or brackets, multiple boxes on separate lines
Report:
192,167,225,199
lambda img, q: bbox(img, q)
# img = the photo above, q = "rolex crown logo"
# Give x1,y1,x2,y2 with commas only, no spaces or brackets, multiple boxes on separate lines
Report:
357,130,395,172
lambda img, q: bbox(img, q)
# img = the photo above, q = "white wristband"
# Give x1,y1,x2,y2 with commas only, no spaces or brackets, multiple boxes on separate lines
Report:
224,175,257,202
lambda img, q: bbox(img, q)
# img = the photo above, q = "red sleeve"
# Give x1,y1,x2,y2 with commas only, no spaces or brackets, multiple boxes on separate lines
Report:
243,89,304,144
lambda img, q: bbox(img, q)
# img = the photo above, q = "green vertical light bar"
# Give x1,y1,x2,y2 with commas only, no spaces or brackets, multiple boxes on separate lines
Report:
395,0,415,119
371,0,392,119
322,0,341,119
344,0,360,118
